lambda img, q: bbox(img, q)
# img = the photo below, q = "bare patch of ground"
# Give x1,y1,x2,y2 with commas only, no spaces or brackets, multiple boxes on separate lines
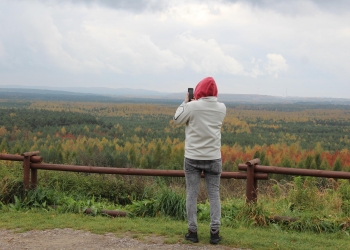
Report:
0,229,244,250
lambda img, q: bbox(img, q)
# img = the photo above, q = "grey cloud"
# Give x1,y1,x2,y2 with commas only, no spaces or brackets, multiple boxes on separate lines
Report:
35,0,350,14
28,0,350,13
39,0,168,12
223,0,350,13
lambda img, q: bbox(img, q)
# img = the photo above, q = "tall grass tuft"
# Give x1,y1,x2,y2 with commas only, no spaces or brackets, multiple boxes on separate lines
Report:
284,213,346,233
0,162,24,203
127,188,186,220
155,188,186,220
288,176,321,211
235,202,269,227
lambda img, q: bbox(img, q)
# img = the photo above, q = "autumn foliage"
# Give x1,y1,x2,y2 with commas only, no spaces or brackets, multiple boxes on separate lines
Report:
1,100,350,173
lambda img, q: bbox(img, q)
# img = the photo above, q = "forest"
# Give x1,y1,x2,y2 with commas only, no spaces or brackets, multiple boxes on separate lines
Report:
2,93,350,241
1,96,350,172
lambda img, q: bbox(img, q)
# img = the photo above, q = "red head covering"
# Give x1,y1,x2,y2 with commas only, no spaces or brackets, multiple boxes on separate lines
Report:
194,77,218,99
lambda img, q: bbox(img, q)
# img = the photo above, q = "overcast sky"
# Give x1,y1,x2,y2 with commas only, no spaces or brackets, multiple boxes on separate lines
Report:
0,0,350,98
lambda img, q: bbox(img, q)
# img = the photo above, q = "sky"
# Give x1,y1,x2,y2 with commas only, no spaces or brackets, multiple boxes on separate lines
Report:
0,0,350,98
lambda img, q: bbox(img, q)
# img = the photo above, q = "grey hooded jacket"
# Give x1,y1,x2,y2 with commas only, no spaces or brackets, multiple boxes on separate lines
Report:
173,97,226,160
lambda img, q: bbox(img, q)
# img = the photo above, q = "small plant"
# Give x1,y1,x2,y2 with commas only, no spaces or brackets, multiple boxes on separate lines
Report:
8,195,23,211
197,201,210,221
127,199,156,218
58,195,104,215
272,184,282,197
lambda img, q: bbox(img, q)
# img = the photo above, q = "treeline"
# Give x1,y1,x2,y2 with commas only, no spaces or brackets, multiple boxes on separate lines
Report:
25,100,350,151
0,109,104,130
1,100,350,175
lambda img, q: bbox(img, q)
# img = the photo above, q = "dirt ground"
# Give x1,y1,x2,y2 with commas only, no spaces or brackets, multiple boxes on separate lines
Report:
0,229,244,250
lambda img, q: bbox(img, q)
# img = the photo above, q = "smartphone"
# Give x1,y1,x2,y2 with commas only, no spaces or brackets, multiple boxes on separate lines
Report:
188,88,194,102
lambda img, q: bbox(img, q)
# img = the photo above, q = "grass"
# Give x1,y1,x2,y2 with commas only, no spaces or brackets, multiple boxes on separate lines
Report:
0,210,349,250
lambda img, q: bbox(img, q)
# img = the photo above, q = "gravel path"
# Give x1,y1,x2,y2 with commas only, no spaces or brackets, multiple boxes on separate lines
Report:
0,229,244,250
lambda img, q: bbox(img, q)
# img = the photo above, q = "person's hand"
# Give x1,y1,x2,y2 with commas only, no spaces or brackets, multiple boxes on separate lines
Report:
185,92,189,103
185,93,196,103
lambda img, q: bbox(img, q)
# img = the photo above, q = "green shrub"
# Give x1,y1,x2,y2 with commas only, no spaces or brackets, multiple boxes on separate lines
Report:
288,176,321,211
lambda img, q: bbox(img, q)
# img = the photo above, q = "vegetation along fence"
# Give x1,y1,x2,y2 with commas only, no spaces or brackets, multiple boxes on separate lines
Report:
2,151,350,215
1,151,269,216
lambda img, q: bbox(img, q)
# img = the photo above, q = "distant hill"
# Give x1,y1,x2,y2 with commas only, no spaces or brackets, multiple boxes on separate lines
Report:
165,92,285,103
0,88,117,102
0,88,89,96
0,85,164,97
1,85,350,105
164,92,350,104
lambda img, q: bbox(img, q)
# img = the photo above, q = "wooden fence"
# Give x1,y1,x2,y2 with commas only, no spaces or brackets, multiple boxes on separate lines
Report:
2,151,350,204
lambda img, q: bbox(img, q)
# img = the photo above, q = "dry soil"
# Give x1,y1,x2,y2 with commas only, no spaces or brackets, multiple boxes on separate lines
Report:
0,228,245,250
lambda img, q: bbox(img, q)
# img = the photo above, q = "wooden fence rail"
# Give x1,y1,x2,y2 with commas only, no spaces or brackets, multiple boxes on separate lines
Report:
1,152,350,203
239,158,350,202
0,152,268,192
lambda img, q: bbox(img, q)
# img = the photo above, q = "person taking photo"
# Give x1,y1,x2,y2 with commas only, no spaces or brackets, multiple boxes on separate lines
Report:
173,77,226,244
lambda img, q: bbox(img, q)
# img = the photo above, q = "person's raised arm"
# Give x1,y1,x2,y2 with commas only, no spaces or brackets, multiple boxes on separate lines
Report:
173,93,192,125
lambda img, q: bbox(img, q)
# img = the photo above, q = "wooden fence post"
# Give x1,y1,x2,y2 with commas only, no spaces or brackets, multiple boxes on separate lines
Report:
22,156,30,191
246,158,260,203
21,151,40,190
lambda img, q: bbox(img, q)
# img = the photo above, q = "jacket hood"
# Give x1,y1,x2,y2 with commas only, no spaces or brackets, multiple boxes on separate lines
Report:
194,77,218,99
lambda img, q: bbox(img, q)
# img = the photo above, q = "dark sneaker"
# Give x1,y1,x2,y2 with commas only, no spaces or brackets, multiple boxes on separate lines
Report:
210,229,221,244
185,230,199,243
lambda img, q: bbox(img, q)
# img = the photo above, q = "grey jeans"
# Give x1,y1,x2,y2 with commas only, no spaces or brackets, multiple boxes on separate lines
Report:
184,157,222,232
